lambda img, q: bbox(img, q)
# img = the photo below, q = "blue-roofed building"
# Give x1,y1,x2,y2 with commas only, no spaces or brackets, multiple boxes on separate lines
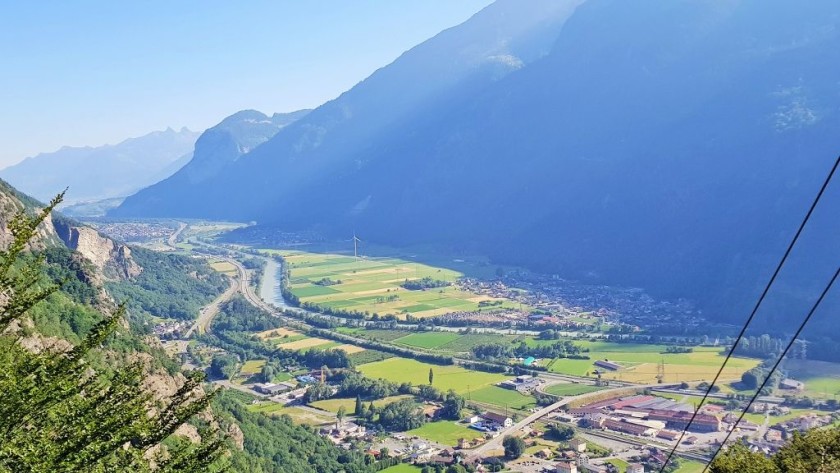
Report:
523,356,536,366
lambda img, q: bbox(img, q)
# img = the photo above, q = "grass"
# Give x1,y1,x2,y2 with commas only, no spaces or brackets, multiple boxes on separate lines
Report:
468,385,536,410
358,358,506,395
394,332,461,349
606,458,629,471
544,342,759,383
277,250,521,319
348,350,394,366
380,465,423,473
544,383,603,397
309,395,413,414
209,260,237,274
247,403,334,426
239,359,266,376
276,337,334,350
676,459,707,473
407,421,484,446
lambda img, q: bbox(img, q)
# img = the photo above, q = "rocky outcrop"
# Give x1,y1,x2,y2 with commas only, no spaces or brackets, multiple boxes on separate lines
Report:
52,219,142,280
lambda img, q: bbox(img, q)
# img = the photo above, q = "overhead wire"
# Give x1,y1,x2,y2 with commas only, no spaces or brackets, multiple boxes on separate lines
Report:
656,154,840,473
703,265,839,472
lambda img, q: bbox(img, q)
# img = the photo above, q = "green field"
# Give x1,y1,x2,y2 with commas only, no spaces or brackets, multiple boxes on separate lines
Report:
358,358,506,395
544,383,603,397
247,403,334,426
275,250,521,319
468,385,536,410
394,332,461,349
782,359,840,399
407,421,484,446
310,395,413,414
675,459,706,473
545,342,759,383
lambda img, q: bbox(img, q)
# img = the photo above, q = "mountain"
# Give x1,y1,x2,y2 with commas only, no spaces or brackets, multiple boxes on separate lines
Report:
112,109,310,217
0,127,199,204
112,0,840,331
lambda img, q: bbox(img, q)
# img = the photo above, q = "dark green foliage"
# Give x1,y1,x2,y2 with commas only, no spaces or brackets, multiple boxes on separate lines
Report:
401,277,450,291
0,195,225,472
502,436,525,460
440,390,465,420
471,340,583,361
210,353,240,380
377,399,425,431
335,371,399,399
106,246,227,321
545,424,575,441
212,390,374,473
711,428,840,472
213,295,282,332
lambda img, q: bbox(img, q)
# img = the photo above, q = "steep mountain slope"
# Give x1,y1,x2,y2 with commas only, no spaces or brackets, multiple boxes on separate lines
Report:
121,1,840,330
0,127,199,204
112,109,310,217
110,0,583,219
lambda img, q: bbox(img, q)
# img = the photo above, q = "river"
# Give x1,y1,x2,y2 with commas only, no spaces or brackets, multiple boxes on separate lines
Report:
258,257,295,310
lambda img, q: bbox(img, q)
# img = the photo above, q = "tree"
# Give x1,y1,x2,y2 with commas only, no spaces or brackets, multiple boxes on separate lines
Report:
546,424,575,441
502,436,525,460
337,405,347,425
429,367,434,385
440,390,465,420
711,428,840,473
354,395,364,416
0,193,225,472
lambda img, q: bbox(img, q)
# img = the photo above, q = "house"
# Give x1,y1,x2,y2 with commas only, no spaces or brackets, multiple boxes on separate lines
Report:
569,438,587,453
627,463,645,473
535,448,553,459
594,360,621,371
428,449,456,466
556,461,578,473
581,413,607,429
481,412,513,429
765,429,784,442
779,379,805,391
464,415,481,425
253,383,291,396
458,438,474,449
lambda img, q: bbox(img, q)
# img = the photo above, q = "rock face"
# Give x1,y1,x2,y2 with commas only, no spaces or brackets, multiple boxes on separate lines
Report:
52,219,142,280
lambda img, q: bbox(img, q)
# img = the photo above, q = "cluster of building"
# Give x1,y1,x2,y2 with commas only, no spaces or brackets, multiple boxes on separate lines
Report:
253,382,294,396
569,394,721,440
555,456,646,473
319,420,368,446
465,412,514,432
92,221,177,243
152,320,191,339
499,374,544,393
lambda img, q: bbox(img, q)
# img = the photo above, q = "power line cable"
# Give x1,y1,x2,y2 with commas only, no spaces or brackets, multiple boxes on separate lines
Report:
657,154,840,473
703,265,839,472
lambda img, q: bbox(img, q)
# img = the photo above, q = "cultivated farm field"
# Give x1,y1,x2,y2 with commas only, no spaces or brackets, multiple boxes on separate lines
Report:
546,341,760,383
275,250,518,319
406,421,484,446
358,358,506,395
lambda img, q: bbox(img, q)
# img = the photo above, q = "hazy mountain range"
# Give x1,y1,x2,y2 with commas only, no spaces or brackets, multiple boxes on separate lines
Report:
1,127,199,205
105,0,840,334
115,109,310,216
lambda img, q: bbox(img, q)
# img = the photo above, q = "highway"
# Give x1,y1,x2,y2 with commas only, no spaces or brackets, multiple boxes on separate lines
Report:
467,382,675,457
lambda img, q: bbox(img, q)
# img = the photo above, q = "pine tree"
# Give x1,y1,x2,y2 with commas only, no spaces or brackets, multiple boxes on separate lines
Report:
0,193,226,472
355,394,363,416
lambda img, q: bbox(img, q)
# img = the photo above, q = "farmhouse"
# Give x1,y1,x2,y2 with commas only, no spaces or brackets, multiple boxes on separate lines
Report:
480,412,513,429
555,461,578,473
593,360,621,371
779,378,805,391
569,438,587,452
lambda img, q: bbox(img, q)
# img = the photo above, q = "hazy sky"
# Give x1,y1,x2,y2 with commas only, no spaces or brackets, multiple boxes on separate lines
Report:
0,1,492,168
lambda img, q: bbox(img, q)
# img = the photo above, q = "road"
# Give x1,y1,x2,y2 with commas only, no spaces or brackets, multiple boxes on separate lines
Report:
468,382,675,457
167,222,187,248
184,275,238,338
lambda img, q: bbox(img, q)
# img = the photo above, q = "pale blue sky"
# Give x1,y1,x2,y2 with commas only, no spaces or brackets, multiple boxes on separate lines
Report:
0,1,492,167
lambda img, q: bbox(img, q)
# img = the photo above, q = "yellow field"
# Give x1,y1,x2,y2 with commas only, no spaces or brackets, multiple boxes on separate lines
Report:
276,337,333,350
256,328,301,339
275,250,521,319
239,359,266,375
209,260,237,275
334,343,366,354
